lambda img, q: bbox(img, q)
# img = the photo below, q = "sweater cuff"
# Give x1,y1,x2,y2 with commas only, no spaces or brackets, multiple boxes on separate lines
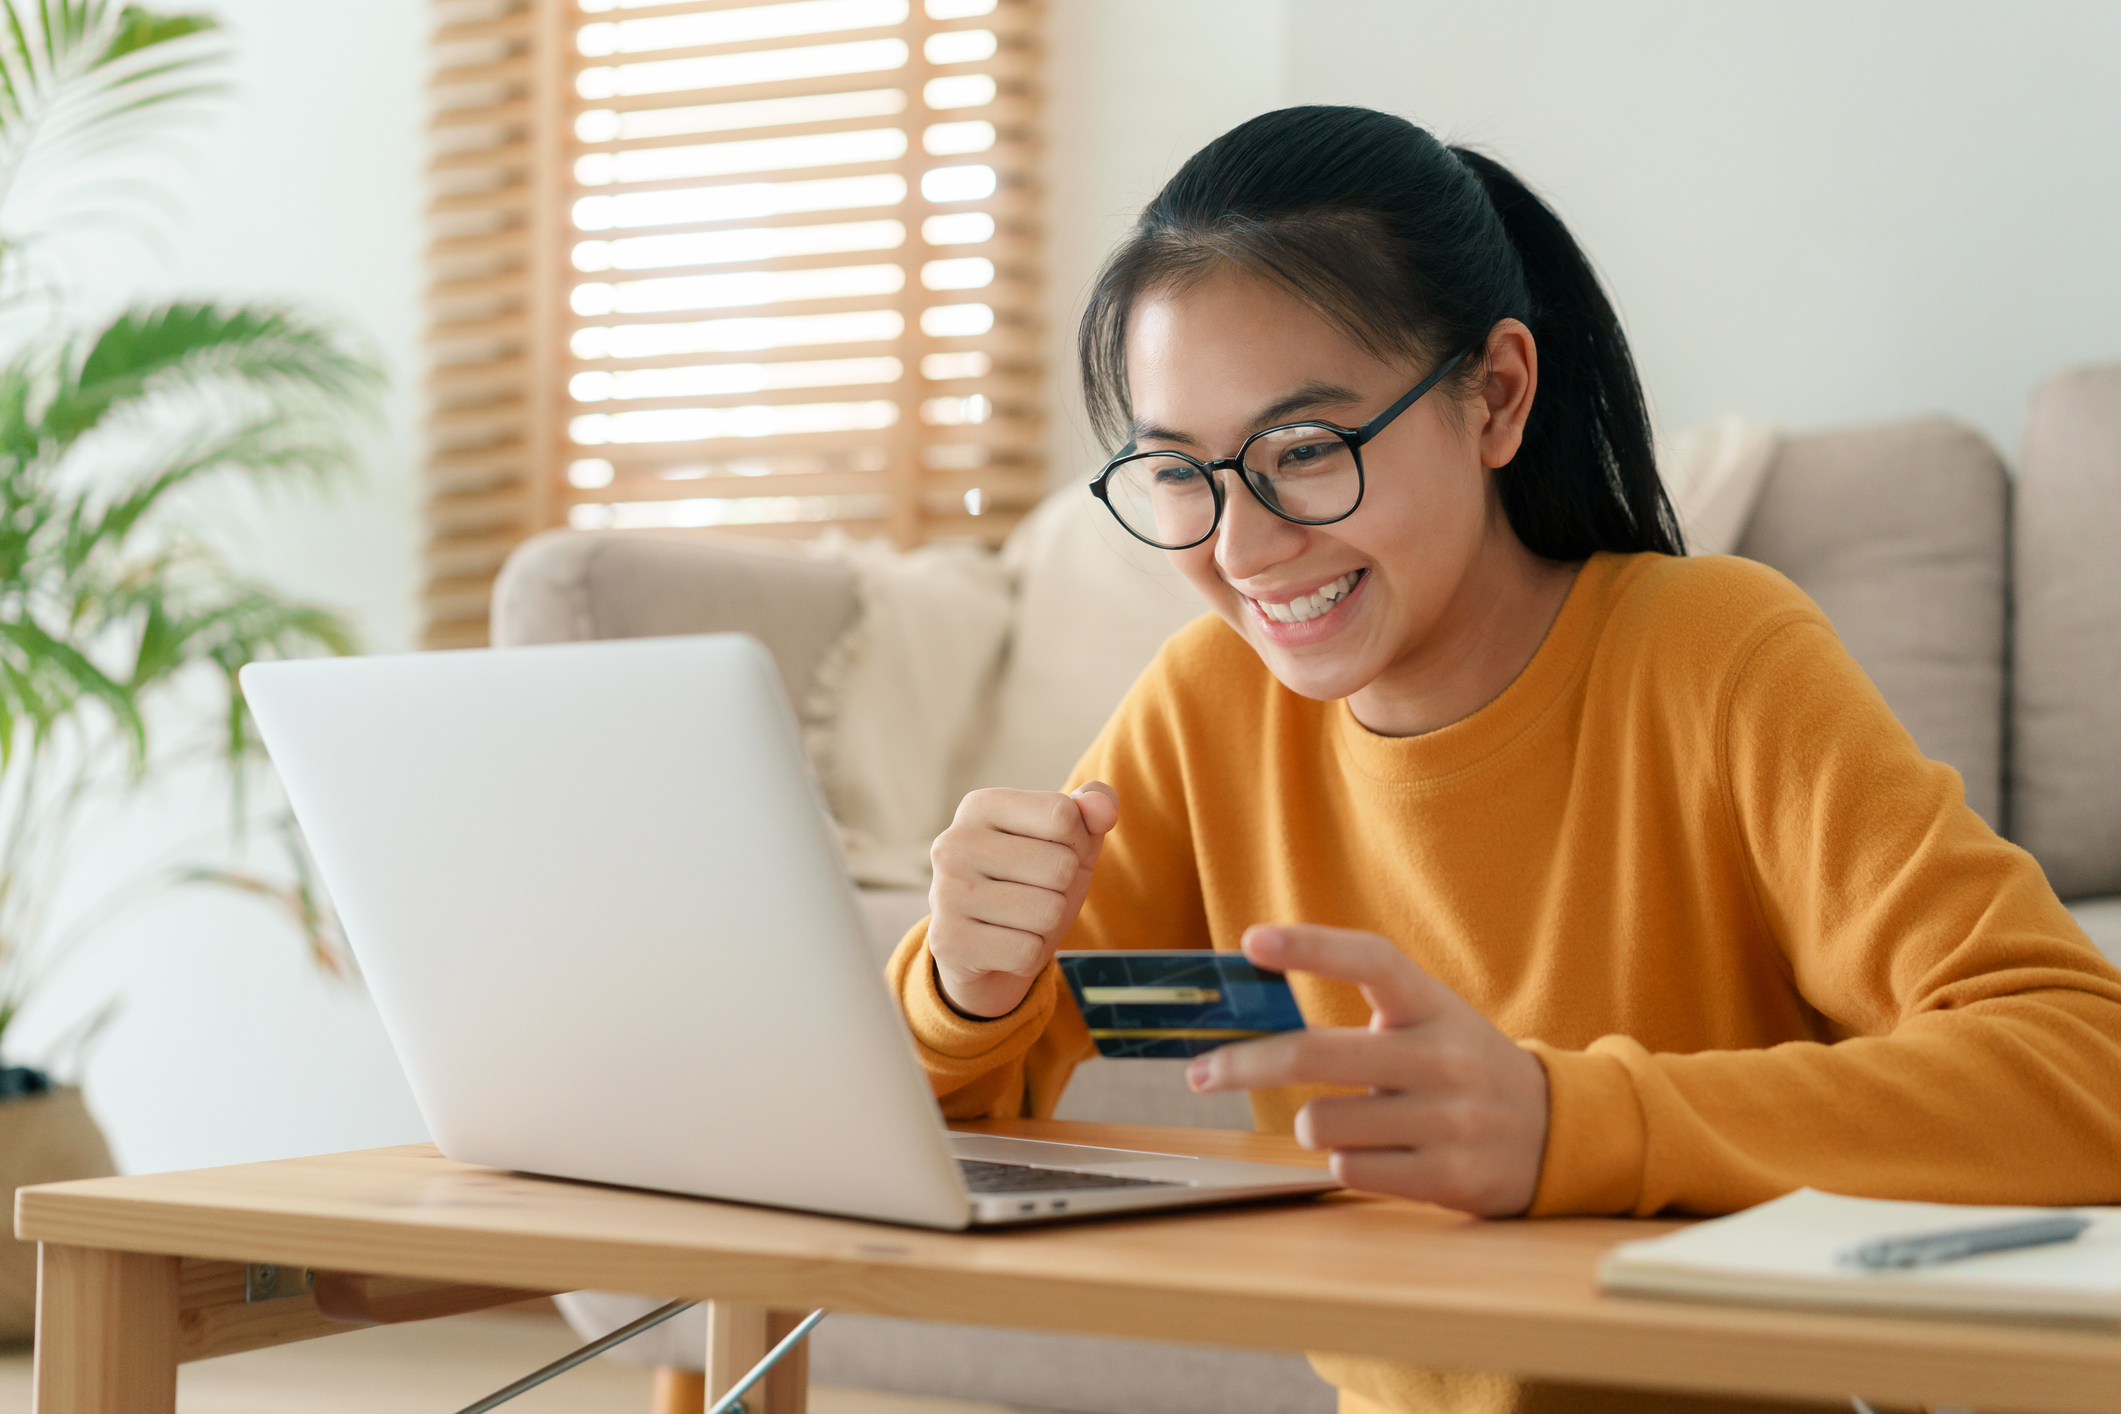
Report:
1519,1040,1648,1216
887,918,1057,1065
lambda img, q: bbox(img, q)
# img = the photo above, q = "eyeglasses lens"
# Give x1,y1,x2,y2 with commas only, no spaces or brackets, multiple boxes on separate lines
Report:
1240,425,1360,521
1104,452,1219,548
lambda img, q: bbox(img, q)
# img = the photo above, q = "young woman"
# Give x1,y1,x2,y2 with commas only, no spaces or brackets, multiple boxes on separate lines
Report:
885,106,2121,1414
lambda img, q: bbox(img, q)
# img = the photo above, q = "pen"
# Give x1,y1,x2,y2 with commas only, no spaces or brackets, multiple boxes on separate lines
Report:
1836,1214,2093,1270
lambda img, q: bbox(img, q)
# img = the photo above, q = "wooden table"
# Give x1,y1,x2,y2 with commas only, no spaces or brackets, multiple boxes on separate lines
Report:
15,1119,2121,1413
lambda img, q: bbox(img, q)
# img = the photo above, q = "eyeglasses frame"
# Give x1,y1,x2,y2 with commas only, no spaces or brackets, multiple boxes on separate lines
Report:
1088,347,1472,551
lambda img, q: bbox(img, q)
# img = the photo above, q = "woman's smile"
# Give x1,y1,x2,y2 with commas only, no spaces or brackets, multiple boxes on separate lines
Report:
1235,566,1370,645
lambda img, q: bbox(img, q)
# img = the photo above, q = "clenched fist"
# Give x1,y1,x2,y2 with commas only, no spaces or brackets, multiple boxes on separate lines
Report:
926,782,1119,1018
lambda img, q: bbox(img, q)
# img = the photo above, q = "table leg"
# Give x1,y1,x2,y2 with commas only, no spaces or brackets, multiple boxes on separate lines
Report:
761,1310,811,1414
652,1366,707,1414
32,1244,179,1414
704,1301,808,1414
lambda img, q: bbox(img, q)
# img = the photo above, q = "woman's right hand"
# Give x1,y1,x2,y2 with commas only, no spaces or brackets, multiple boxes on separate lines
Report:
926,781,1120,1018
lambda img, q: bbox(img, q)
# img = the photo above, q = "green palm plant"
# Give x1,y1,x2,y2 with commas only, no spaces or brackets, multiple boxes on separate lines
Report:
0,3,381,1072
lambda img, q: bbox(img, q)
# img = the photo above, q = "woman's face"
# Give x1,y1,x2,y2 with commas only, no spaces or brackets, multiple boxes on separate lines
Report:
1122,268,1540,710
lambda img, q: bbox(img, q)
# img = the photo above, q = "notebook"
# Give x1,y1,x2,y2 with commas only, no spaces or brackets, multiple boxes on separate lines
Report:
1598,1188,2121,1320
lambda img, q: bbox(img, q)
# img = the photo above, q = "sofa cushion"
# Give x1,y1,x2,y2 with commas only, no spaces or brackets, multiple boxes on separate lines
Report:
804,537,1014,887
554,1291,1336,1414
958,485,1210,795
1659,416,1780,556
490,529,859,707
2014,364,2121,900
492,530,1013,888
807,1313,1337,1414
2068,898,2121,969
855,887,934,963
1735,417,2009,829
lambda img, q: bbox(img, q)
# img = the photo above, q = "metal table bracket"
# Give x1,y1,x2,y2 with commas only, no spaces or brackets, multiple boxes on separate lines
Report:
245,1262,316,1302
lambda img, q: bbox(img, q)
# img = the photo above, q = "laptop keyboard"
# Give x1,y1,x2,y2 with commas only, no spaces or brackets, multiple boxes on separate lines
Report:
958,1159,1182,1194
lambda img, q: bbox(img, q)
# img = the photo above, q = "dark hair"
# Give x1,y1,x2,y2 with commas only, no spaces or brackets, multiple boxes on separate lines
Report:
1078,106,1683,560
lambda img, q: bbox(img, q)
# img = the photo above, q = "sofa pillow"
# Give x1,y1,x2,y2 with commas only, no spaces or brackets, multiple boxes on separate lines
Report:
2013,364,2121,899
803,535,1013,887
955,485,1209,797
1657,416,1780,556
2068,898,2121,968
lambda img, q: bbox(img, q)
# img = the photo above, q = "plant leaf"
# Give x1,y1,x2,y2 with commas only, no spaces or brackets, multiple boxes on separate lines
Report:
41,302,380,452
99,6,216,65
0,616,144,763
0,0,226,257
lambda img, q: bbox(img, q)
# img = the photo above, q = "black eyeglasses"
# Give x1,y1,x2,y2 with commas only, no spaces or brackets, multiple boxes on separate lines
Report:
1089,348,1470,551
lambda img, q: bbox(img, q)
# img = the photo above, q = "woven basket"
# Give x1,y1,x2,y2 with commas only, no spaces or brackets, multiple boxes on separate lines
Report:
0,1088,116,1342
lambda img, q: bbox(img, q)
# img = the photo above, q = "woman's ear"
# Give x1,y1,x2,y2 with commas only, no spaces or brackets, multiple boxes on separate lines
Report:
1474,318,1537,470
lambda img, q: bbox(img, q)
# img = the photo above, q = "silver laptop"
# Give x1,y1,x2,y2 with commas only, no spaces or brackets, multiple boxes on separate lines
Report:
241,634,1337,1229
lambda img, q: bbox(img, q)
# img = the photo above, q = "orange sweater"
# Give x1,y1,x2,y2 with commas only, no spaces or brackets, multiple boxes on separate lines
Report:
886,552,2121,1411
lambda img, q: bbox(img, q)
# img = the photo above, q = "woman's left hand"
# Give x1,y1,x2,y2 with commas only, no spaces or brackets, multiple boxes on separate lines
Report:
1186,924,1550,1217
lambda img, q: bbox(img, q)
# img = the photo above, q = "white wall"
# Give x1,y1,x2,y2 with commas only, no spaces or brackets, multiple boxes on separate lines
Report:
1040,0,1288,479
19,0,2119,1175
1217,0,2120,460
7,0,431,1173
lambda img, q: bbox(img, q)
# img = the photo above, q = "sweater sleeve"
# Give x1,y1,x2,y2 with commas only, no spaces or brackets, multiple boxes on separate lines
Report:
1526,615,2121,1216
885,630,1218,1119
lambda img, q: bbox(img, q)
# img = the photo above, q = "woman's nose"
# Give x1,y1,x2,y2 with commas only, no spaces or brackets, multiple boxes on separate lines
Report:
1214,471,1306,581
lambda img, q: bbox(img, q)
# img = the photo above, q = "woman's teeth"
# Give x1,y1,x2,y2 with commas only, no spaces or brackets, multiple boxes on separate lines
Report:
1256,571,1361,624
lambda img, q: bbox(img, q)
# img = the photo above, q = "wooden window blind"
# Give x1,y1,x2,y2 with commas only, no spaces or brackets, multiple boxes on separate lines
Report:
426,0,1044,649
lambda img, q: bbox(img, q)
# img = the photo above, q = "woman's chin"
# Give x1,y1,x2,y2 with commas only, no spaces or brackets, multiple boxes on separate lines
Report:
1262,659,1371,702
1211,579,1385,701
1246,624,1382,703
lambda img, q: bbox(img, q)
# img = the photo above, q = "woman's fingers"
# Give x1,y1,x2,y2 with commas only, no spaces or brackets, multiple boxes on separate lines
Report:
933,828,1081,894
1326,1146,1522,1218
1289,1093,1545,1215
1241,923,1452,1029
928,916,1049,979
957,786,1116,867
1295,1089,1498,1152
926,785,1122,1020
1196,921,1551,1217
943,875,1075,939
1188,1023,1487,1093
1071,780,1120,837
1189,1025,1396,1092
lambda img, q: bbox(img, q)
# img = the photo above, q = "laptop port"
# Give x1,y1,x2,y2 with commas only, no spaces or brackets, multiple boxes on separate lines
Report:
1018,1201,1036,1213
1052,1201,1067,1211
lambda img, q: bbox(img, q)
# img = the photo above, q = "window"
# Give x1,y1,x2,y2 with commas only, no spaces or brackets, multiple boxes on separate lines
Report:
427,0,1042,648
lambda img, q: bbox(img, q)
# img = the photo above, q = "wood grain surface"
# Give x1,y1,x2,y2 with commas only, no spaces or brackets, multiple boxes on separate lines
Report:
167,1257,549,1363
706,1301,811,1414
16,1120,2121,1412
32,1245,178,1413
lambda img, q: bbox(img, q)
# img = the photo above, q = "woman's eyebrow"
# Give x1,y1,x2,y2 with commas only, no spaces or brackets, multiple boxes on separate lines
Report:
1253,381,1366,427
1128,381,1369,449
1127,419,1196,447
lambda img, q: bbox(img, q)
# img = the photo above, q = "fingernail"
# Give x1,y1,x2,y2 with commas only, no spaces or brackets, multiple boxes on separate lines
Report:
1186,1060,1209,1089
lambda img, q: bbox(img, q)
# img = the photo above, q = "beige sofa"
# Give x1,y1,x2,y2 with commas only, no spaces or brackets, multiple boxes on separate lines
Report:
494,364,2121,1413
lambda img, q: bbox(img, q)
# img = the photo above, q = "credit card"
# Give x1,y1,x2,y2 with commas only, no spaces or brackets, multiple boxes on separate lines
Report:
1056,950,1305,1059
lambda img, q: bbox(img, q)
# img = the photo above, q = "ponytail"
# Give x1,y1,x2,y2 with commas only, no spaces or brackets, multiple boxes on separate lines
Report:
1447,147,1681,558
1079,106,1684,561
